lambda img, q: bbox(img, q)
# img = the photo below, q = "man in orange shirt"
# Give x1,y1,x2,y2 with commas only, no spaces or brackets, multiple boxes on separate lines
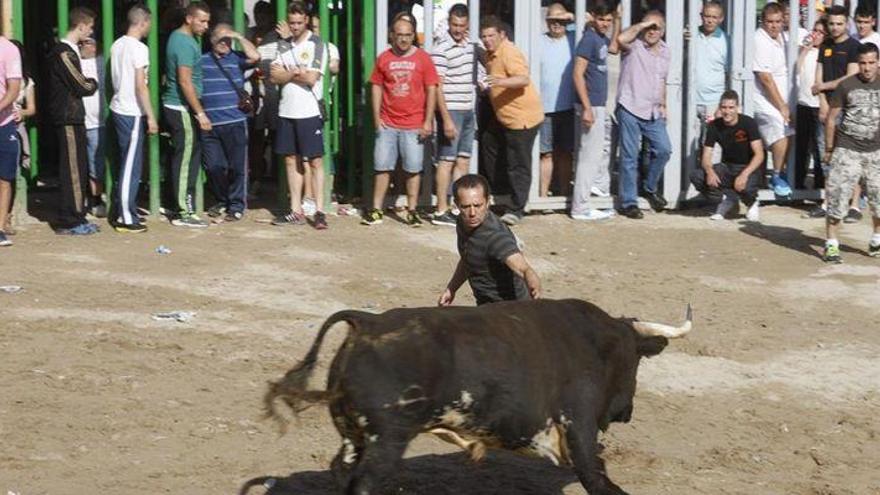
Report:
480,16,543,226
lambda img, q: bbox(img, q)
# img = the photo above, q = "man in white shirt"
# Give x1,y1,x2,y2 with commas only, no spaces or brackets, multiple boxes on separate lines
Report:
109,5,157,233
753,2,794,199
854,7,880,48
269,1,329,230
80,38,106,218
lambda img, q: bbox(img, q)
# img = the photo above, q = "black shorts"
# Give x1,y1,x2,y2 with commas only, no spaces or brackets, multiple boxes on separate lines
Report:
274,116,324,159
0,122,20,181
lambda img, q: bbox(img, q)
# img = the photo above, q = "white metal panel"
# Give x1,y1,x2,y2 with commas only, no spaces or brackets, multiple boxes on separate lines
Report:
684,0,702,198
470,0,480,175
424,0,434,51
664,0,685,206
377,0,388,53
785,0,800,187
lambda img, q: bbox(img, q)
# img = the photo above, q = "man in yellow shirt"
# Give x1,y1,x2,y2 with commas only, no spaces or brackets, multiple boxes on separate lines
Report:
480,16,543,226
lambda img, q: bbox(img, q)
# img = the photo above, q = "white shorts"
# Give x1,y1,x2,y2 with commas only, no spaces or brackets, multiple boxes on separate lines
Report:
754,108,795,147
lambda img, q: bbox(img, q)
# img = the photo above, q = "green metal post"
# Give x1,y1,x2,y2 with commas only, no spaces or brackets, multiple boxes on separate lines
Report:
233,0,245,34
345,0,355,198
320,0,333,210
148,0,161,217
362,0,376,204
11,0,28,217
58,0,69,34
276,0,288,207
331,7,340,154
101,0,114,205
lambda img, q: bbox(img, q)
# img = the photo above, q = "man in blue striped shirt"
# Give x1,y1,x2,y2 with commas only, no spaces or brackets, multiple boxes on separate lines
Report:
200,23,260,222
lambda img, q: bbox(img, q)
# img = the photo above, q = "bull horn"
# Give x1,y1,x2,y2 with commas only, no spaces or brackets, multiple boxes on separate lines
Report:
632,304,693,338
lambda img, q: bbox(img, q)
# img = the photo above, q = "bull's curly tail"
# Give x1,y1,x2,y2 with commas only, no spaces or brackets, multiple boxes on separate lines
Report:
263,310,366,434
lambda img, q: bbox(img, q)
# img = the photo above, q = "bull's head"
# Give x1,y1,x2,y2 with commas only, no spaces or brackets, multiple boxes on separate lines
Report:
602,305,693,430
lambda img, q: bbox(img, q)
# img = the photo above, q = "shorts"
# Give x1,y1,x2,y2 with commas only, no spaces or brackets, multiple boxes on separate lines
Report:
0,122,19,181
539,109,575,154
826,146,880,220
274,116,324,159
374,126,425,173
754,108,795,147
436,109,476,162
86,126,105,181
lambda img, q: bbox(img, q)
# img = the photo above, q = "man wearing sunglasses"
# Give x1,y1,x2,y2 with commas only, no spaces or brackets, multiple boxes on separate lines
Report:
538,3,576,208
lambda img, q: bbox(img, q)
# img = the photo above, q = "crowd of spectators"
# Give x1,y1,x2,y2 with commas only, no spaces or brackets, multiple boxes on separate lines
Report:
0,0,878,262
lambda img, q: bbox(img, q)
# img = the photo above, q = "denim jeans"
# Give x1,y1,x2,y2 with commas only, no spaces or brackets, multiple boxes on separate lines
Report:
616,105,672,208
374,126,424,173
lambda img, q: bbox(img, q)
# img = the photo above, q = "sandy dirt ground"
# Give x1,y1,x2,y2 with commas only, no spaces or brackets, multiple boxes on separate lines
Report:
1,202,879,495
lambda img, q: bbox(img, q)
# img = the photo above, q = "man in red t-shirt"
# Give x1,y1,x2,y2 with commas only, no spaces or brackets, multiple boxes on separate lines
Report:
362,16,439,227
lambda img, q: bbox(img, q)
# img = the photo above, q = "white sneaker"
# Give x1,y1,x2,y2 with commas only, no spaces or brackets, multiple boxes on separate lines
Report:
746,202,760,222
711,194,738,220
571,209,614,221
302,198,317,216
590,186,610,197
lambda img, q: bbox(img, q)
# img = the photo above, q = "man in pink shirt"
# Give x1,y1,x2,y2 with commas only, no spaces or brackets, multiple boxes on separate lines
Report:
0,34,23,247
362,15,439,227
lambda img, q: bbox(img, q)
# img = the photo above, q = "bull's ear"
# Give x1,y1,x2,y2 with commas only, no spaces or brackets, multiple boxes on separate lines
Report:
637,336,668,357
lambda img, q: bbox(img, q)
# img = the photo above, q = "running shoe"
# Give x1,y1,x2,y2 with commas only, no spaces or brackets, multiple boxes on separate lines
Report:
171,214,209,228
500,212,521,225
313,211,328,230
56,222,99,235
844,208,863,224
406,210,423,228
431,210,458,227
206,204,226,218
225,211,244,222
823,243,842,264
745,202,760,222
114,223,147,233
869,241,880,257
571,209,614,221
0,231,11,246
710,195,738,220
361,208,384,226
770,173,793,198
271,211,306,226
803,205,826,218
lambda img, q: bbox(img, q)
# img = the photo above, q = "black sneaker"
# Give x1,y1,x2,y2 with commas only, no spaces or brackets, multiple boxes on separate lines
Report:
361,208,384,226
869,242,880,257
313,211,328,230
621,205,644,219
803,206,826,219
406,210,423,228
643,191,667,212
114,223,148,233
272,211,306,226
844,208,863,224
431,210,457,227
0,231,11,247
171,214,209,228
225,211,244,222
207,204,226,218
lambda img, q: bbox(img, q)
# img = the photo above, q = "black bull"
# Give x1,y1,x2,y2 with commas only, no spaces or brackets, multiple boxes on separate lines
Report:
263,298,692,495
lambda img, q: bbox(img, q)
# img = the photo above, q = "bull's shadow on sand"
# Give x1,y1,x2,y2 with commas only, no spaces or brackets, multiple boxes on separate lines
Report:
240,451,578,495
738,221,868,259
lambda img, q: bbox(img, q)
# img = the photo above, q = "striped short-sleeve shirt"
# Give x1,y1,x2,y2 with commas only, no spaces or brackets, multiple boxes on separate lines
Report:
200,50,248,126
431,33,481,112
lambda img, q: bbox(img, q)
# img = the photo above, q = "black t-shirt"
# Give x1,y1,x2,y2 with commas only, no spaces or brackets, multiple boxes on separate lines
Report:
818,37,860,91
830,74,880,152
456,211,529,305
704,114,761,165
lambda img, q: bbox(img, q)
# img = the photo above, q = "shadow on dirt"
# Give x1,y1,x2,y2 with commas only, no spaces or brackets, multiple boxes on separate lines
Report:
240,451,579,495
